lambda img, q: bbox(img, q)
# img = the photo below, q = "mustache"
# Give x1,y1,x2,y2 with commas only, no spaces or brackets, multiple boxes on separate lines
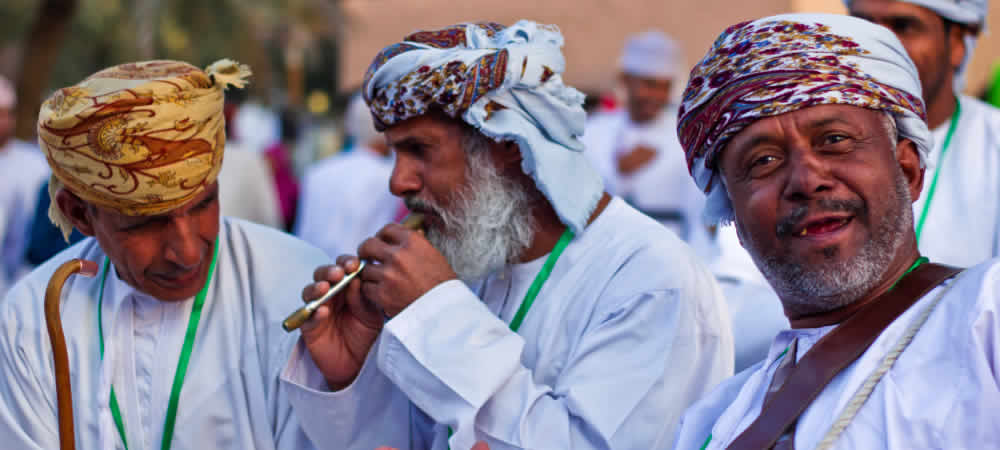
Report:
775,197,865,237
150,261,200,280
404,196,440,215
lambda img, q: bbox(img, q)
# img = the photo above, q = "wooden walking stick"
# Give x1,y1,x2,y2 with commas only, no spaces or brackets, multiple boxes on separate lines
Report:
44,258,99,450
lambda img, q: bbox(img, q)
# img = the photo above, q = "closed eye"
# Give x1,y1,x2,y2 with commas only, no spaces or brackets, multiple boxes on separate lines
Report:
886,17,920,35
192,191,218,212
120,216,167,232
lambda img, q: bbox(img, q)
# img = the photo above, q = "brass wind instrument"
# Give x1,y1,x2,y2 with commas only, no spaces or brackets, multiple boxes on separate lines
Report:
282,213,425,332
45,258,99,450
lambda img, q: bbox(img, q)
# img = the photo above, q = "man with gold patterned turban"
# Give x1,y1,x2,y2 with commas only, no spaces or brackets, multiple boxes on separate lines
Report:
0,60,335,449
845,0,1000,268
671,13,1000,449
279,20,733,450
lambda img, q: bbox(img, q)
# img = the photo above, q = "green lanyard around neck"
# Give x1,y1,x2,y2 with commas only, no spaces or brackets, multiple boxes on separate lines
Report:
915,98,962,242
447,227,573,446
97,239,219,450
508,228,573,332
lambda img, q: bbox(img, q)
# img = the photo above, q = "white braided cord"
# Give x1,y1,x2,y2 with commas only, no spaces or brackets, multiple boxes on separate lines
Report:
815,270,966,450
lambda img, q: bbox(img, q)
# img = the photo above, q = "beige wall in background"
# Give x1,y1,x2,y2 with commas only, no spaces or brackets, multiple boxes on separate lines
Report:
340,0,999,96
965,6,1000,96
339,0,790,94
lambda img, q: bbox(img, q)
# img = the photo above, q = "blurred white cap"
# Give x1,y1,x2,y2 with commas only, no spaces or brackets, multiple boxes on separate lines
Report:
621,30,682,80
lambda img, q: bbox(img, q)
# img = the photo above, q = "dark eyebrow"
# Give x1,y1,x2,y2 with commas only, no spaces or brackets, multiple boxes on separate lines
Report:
804,116,857,131
730,116,856,154
736,135,782,153
885,14,923,24
388,136,430,149
853,11,924,27
195,188,219,208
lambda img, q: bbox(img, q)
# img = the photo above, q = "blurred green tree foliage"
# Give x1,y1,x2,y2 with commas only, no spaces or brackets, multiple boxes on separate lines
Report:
1,0,341,139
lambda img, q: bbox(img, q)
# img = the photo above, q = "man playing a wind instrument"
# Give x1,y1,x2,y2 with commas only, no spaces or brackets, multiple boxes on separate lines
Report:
280,20,734,450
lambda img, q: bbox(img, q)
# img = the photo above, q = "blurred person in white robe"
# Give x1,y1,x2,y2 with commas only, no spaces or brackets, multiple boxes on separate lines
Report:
707,225,789,372
295,94,400,258
585,32,786,369
581,31,709,249
848,0,1000,267
0,75,49,295
216,101,283,228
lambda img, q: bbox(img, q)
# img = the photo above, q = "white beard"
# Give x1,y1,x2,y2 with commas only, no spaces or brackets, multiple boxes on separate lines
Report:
406,149,536,281
739,169,913,316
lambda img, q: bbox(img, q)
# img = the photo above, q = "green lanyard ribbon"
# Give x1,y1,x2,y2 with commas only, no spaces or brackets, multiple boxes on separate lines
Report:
508,228,573,332
98,240,219,450
448,227,574,445
915,98,961,242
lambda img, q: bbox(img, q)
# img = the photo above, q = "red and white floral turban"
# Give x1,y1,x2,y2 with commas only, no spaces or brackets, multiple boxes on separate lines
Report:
677,13,931,223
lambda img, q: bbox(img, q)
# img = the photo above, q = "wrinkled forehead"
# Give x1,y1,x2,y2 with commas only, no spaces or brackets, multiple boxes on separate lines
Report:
382,112,466,144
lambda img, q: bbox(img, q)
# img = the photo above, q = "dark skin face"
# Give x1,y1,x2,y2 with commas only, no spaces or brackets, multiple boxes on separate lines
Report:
622,73,672,124
718,105,924,316
849,0,970,128
385,114,495,233
57,182,220,301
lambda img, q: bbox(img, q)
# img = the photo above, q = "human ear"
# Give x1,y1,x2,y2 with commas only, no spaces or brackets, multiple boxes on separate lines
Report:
490,140,523,172
895,138,925,202
948,25,969,72
55,189,96,236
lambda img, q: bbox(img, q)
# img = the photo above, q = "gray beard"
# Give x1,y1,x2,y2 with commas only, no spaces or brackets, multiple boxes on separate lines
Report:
738,170,913,317
407,150,536,281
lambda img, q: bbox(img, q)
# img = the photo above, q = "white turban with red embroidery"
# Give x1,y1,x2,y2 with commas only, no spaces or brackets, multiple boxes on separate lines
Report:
362,20,601,234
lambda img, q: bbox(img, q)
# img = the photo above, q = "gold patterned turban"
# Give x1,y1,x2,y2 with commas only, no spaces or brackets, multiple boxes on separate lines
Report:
38,59,251,239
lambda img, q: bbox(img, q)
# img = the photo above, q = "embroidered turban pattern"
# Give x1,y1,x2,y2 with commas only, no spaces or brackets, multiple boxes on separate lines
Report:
362,20,603,234
38,59,250,238
676,14,932,223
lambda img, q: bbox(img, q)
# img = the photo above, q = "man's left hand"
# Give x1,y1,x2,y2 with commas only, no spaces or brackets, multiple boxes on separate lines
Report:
357,223,457,317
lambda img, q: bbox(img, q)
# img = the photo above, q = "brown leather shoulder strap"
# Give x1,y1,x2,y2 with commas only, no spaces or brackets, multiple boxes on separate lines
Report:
727,263,962,449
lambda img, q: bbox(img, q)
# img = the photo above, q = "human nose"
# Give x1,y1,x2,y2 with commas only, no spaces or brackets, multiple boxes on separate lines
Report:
163,216,203,269
782,147,834,202
389,155,422,197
